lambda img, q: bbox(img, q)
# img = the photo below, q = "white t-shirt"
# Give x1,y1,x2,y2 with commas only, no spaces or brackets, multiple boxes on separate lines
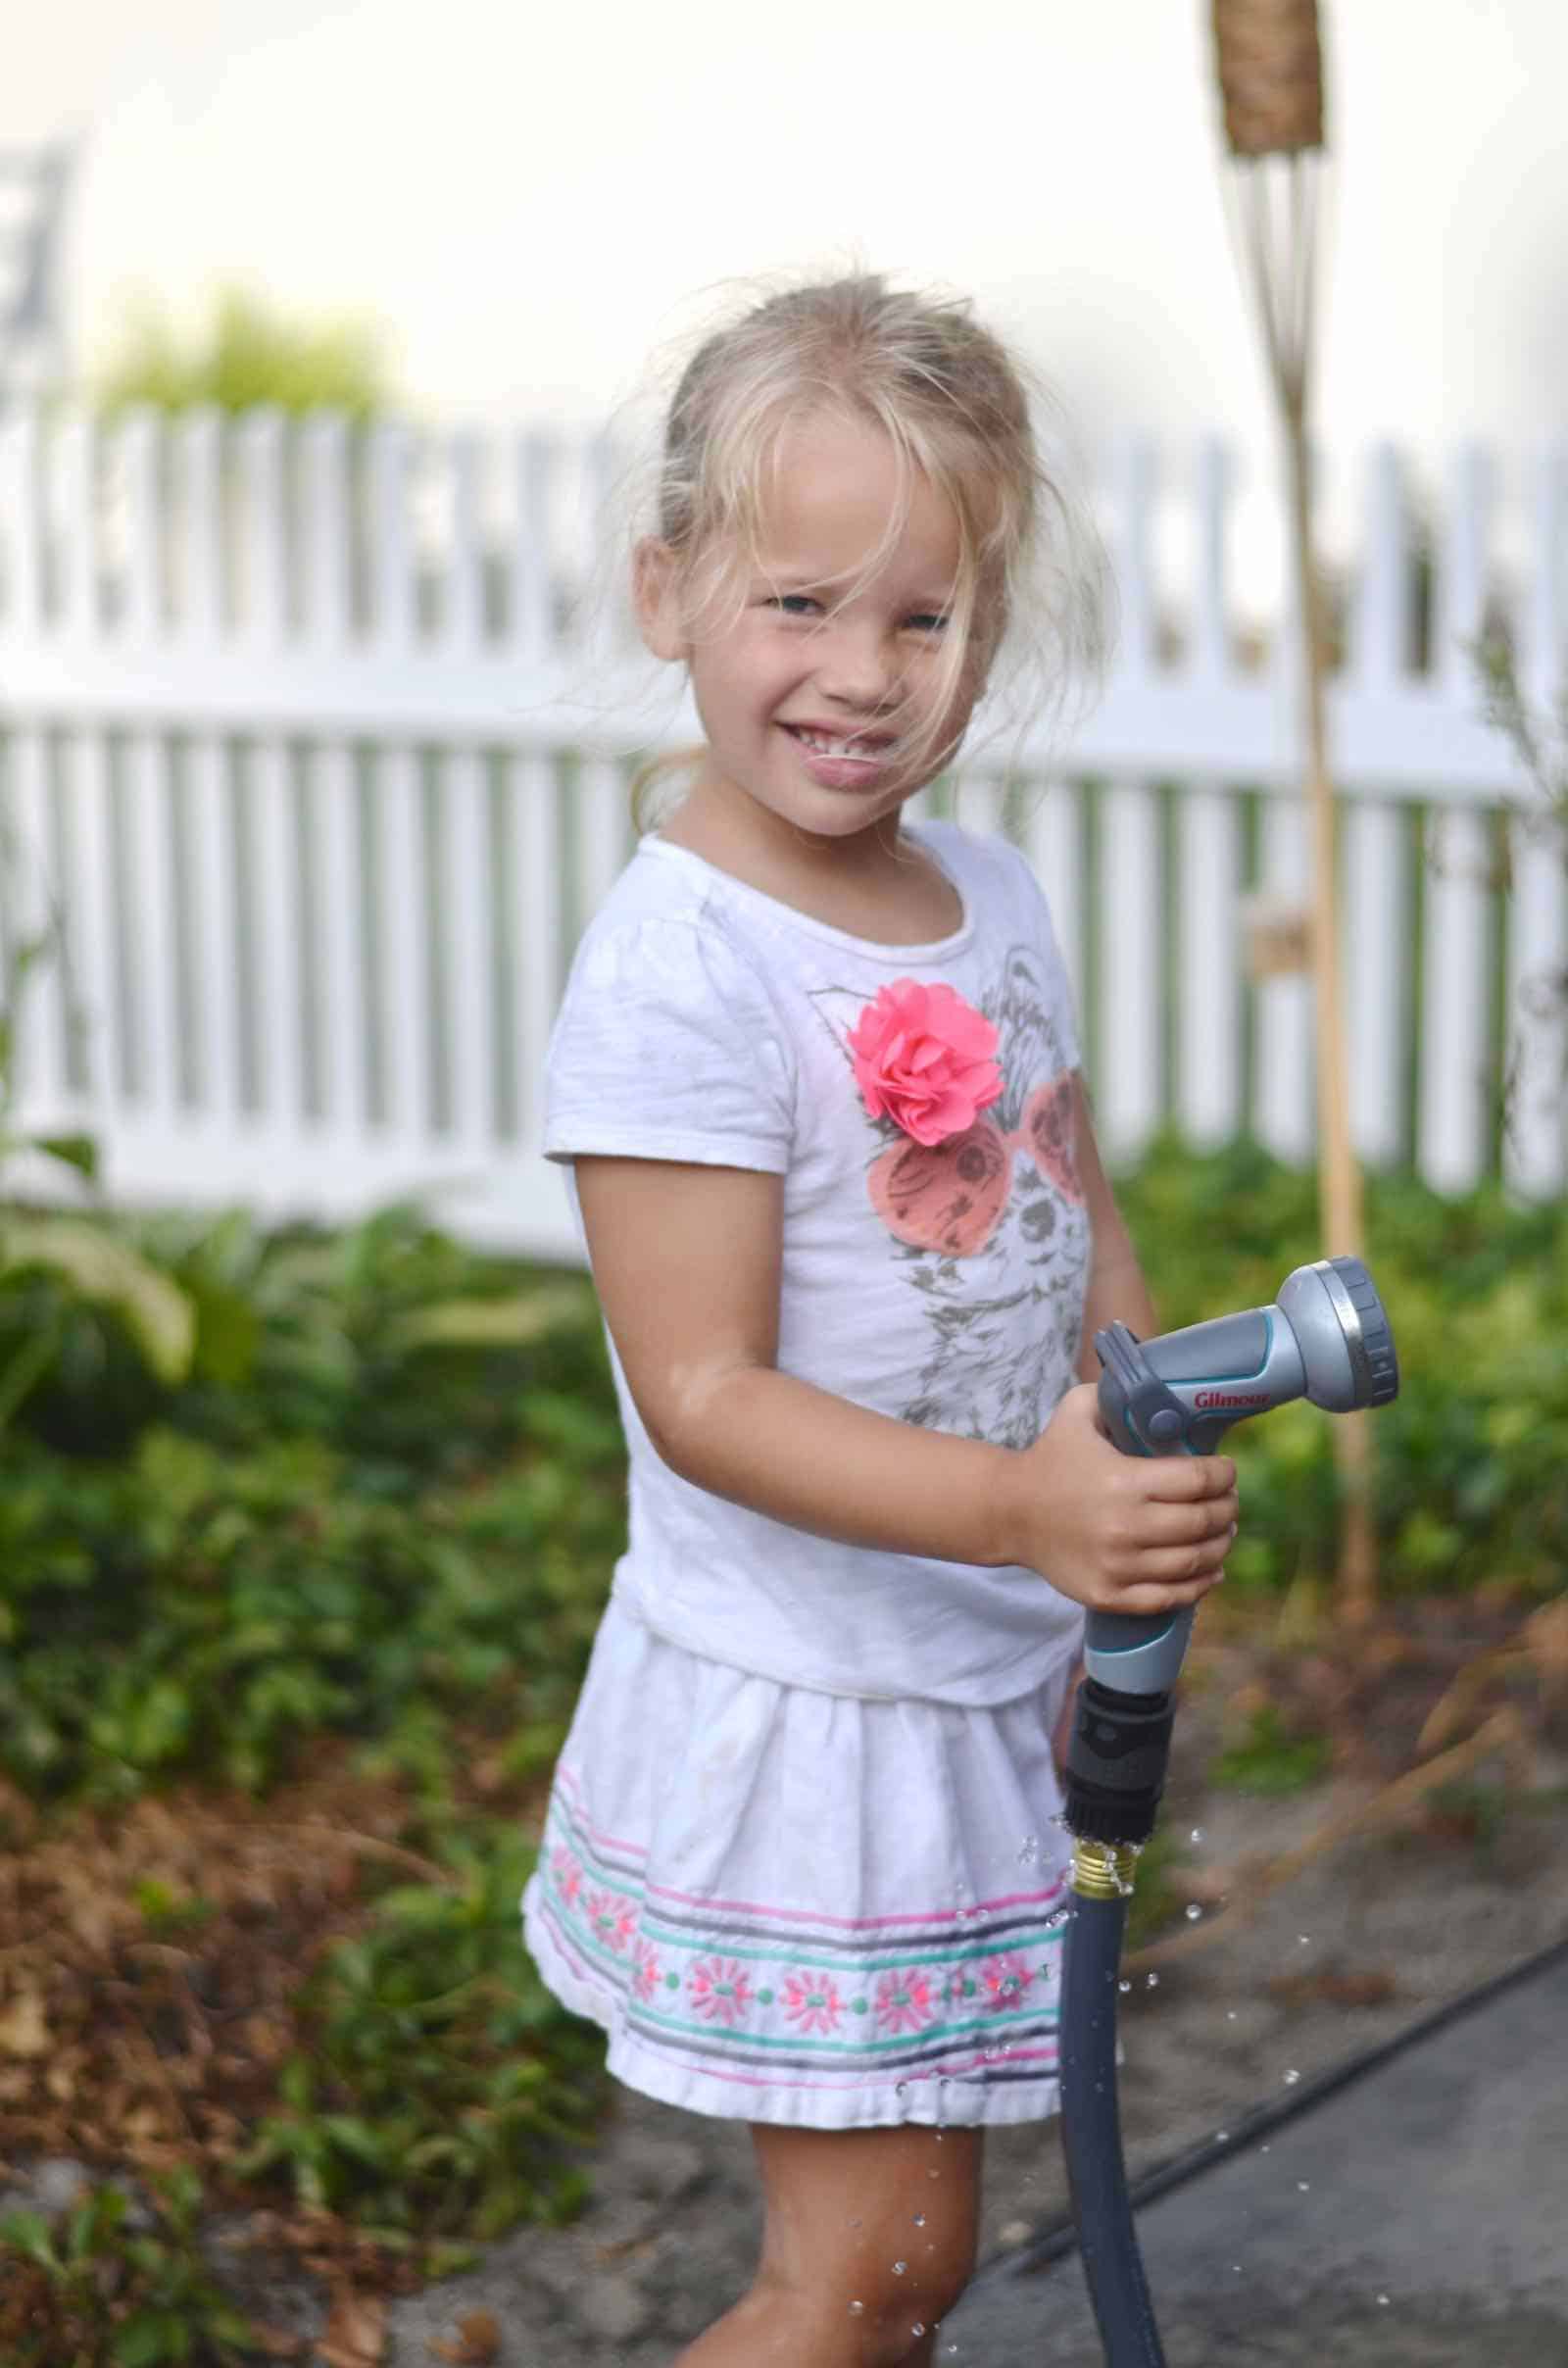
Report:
543,819,1091,1705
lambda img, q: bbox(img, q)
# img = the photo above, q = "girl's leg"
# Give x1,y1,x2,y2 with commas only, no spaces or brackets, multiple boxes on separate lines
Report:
675,2121,983,2368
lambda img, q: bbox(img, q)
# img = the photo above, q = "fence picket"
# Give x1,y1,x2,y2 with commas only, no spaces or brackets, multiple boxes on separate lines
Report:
444,432,485,653
304,416,351,646
1192,440,1233,683
377,743,433,1140
513,753,563,1144
185,733,242,1124
1020,779,1084,1027
442,745,495,1148
512,430,557,659
248,736,304,1126
116,411,162,642
177,410,224,643
1344,799,1406,1169
0,412,1559,1245
1418,806,1494,1191
369,421,416,653
238,412,287,647
1177,782,1241,1144
2,405,45,634
1503,821,1567,1197
1351,445,1408,689
5,726,61,1108
1096,778,1162,1158
1253,796,1313,1164
123,732,180,1116
57,414,98,639
57,730,121,1110
315,737,368,1134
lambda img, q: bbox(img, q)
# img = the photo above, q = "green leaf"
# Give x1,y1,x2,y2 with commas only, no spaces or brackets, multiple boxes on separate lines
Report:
0,1215,196,1384
29,1131,101,1182
0,2207,59,2268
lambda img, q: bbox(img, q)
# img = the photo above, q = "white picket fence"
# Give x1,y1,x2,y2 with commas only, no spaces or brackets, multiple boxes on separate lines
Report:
0,402,1563,1259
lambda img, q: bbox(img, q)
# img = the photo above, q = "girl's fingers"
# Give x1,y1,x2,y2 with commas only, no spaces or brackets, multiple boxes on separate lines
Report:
1141,1456,1237,1503
1094,1569,1225,1615
1125,1540,1231,1587
1139,1498,1239,1548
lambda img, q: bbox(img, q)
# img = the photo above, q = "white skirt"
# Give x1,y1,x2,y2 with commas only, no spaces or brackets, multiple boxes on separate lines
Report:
521,1592,1079,2131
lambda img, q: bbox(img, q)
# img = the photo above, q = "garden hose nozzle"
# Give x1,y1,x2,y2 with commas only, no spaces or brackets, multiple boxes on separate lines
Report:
1064,1256,1398,1849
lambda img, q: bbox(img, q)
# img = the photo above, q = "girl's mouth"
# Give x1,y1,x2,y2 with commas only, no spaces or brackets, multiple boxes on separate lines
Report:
781,724,898,788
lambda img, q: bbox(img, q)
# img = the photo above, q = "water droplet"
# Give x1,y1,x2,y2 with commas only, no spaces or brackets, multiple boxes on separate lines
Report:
849,2300,864,2316
913,2213,927,2227
1185,1903,1203,1922
893,2259,907,2276
1298,1934,1311,1947
1298,2180,1311,2193
928,2167,941,2179
1227,2009,1238,2021
1017,1832,1040,1867
911,2325,926,2339
1283,2068,1300,2086
1260,2145,1270,2154
1215,2130,1229,2143
1232,2262,1243,2273
1190,1827,1204,1845
1118,1979,1131,1994
1378,2294,1390,2306
1147,1973,1160,1988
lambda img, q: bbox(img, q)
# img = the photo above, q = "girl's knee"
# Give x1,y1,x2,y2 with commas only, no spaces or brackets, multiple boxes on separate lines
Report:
751,2122,981,2357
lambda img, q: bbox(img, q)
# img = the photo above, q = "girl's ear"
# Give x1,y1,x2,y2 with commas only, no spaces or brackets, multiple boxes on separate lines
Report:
632,537,687,663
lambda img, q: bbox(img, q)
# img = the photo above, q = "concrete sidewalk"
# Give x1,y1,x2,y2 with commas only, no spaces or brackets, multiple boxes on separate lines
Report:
944,1940,1568,2365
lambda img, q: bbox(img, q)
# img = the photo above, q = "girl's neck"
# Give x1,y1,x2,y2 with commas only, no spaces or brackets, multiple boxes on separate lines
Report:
656,782,960,946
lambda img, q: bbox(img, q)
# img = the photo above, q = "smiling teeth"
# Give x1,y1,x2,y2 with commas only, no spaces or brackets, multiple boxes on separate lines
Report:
794,729,883,758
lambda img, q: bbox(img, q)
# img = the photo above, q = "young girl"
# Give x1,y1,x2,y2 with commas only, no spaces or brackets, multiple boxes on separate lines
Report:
522,272,1238,2367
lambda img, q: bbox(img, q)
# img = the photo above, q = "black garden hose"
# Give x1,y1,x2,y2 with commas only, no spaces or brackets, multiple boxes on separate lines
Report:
1058,1848,1166,2367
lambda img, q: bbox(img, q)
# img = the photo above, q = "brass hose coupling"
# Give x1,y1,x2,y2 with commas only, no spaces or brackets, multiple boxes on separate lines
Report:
1069,1834,1142,1900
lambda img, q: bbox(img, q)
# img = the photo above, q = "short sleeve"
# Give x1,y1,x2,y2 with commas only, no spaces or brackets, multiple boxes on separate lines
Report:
542,916,795,1172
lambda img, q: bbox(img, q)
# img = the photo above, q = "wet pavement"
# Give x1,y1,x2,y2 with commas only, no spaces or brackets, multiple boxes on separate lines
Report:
944,1938,1568,2363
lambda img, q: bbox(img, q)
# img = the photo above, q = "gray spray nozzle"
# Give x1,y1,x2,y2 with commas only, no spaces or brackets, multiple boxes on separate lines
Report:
1078,1256,1398,1699
1105,1254,1398,1460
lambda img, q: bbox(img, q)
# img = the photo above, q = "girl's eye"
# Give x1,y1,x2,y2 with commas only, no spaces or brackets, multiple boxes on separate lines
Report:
765,594,820,616
906,614,950,634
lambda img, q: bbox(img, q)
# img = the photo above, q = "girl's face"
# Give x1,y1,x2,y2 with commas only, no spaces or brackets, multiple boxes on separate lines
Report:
636,412,991,853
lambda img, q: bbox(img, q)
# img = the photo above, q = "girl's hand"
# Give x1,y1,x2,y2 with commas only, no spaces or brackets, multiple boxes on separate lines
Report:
1008,1382,1238,1616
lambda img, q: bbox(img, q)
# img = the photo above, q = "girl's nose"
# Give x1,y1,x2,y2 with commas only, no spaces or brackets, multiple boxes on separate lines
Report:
810,617,901,709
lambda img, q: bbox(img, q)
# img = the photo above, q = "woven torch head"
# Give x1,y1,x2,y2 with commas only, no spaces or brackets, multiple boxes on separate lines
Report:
1211,0,1325,157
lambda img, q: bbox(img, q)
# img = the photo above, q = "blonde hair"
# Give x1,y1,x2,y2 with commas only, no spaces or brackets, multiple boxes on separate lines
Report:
624,271,1111,832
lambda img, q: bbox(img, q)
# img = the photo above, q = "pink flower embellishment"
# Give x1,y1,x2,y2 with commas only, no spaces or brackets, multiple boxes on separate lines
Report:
630,1940,662,2002
848,979,1003,1148
978,1951,1037,2013
688,1957,756,2026
874,1967,939,2036
782,1973,845,2035
586,1890,636,1952
550,1847,583,1907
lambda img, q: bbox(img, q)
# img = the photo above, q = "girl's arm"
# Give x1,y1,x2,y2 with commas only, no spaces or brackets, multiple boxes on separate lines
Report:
574,1131,1236,1619
1070,1073,1157,1382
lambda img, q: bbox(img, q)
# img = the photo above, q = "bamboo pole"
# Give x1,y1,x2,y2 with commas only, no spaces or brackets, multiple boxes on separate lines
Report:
1210,0,1378,1621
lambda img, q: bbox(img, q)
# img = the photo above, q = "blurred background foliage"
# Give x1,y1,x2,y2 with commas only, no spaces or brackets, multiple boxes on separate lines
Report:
93,283,397,419
0,1132,1559,1809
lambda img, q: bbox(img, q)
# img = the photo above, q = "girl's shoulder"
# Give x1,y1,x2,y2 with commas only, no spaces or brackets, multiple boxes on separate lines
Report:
914,816,1054,925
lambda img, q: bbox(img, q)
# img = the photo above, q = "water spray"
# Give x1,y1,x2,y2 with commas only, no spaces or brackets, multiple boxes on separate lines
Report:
1059,1255,1399,2365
